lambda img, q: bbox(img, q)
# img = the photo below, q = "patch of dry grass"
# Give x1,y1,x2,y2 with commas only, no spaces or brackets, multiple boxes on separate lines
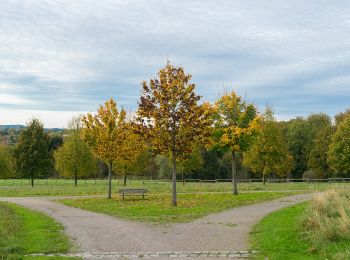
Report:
301,190,350,246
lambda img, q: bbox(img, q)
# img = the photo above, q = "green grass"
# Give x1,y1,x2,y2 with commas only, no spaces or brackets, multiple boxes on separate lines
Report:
250,202,350,260
60,192,299,223
0,178,338,197
0,202,74,259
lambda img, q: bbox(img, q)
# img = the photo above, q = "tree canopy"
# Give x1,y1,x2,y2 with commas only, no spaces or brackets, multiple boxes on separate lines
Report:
307,125,334,178
13,118,53,187
328,116,350,176
243,108,292,184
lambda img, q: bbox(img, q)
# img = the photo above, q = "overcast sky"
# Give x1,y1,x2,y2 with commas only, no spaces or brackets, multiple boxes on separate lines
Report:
1,0,350,127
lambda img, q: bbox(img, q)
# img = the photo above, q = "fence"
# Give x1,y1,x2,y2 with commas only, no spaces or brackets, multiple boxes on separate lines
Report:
1,177,350,186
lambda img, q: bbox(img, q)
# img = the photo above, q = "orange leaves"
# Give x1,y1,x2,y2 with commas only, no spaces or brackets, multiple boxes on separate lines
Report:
137,62,213,160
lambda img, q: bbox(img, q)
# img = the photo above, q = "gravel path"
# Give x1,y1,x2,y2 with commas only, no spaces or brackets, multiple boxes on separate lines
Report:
0,193,313,258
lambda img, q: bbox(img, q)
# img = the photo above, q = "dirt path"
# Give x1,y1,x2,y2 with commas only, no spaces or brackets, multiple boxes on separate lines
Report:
0,193,313,258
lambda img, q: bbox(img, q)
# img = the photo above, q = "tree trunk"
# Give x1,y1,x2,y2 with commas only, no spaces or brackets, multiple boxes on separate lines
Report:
31,175,34,188
108,161,112,199
231,151,238,195
182,170,185,186
263,173,266,185
123,173,127,186
172,155,177,206
74,173,78,187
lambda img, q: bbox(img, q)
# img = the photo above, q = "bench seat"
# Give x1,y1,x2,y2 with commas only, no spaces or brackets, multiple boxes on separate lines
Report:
119,188,148,199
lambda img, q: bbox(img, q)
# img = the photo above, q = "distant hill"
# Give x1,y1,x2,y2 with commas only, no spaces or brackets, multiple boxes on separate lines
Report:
0,125,64,132
0,125,25,131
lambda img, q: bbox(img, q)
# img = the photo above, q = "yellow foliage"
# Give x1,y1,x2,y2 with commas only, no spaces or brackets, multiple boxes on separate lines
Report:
82,98,145,174
214,91,259,152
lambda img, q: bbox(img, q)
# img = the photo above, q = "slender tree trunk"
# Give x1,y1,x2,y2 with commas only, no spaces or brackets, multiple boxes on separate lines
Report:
108,161,112,199
74,137,78,187
231,151,238,195
31,174,34,188
74,172,78,187
172,155,177,207
123,173,127,186
263,173,266,185
182,170,185,186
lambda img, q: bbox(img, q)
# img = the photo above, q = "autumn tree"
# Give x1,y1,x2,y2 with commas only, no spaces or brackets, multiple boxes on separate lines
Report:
54,115,96,186
0,145,15,178
83,99,142,198
137,62,213,206
243,108,292,184
328,115,350,176
13,118,53,187
213,91,259,195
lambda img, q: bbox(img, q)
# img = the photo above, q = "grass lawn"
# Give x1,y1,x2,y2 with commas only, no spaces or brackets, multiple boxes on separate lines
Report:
250,202,350,259
0,202,77,259
0,178,338,197
59,192,300,223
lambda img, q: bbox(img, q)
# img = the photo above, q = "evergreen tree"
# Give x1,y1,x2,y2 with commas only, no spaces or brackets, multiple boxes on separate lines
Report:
13,118,53,187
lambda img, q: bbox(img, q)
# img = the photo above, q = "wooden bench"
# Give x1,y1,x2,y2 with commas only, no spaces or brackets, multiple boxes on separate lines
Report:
119,188,148,199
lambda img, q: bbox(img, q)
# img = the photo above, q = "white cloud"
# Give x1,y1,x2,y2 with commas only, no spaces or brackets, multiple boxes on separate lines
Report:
0,0,350,126
0,109,88,128
0,93,33,105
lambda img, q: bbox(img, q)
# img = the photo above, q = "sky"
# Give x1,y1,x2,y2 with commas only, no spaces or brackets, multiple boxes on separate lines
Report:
1,0,350,128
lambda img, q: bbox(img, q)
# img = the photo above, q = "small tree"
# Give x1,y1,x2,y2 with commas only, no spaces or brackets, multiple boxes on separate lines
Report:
0,145,15,178
54,117,96,186
137,61,213,206
328,116,350,176
214,91,259,195
243,108,292,184
82,99,142,198
13,118,53,187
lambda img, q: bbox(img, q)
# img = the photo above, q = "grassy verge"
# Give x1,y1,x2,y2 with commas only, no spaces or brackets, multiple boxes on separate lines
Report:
250,200,350,259
0,179,331,197
0,202,75,259
60,192,299,223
